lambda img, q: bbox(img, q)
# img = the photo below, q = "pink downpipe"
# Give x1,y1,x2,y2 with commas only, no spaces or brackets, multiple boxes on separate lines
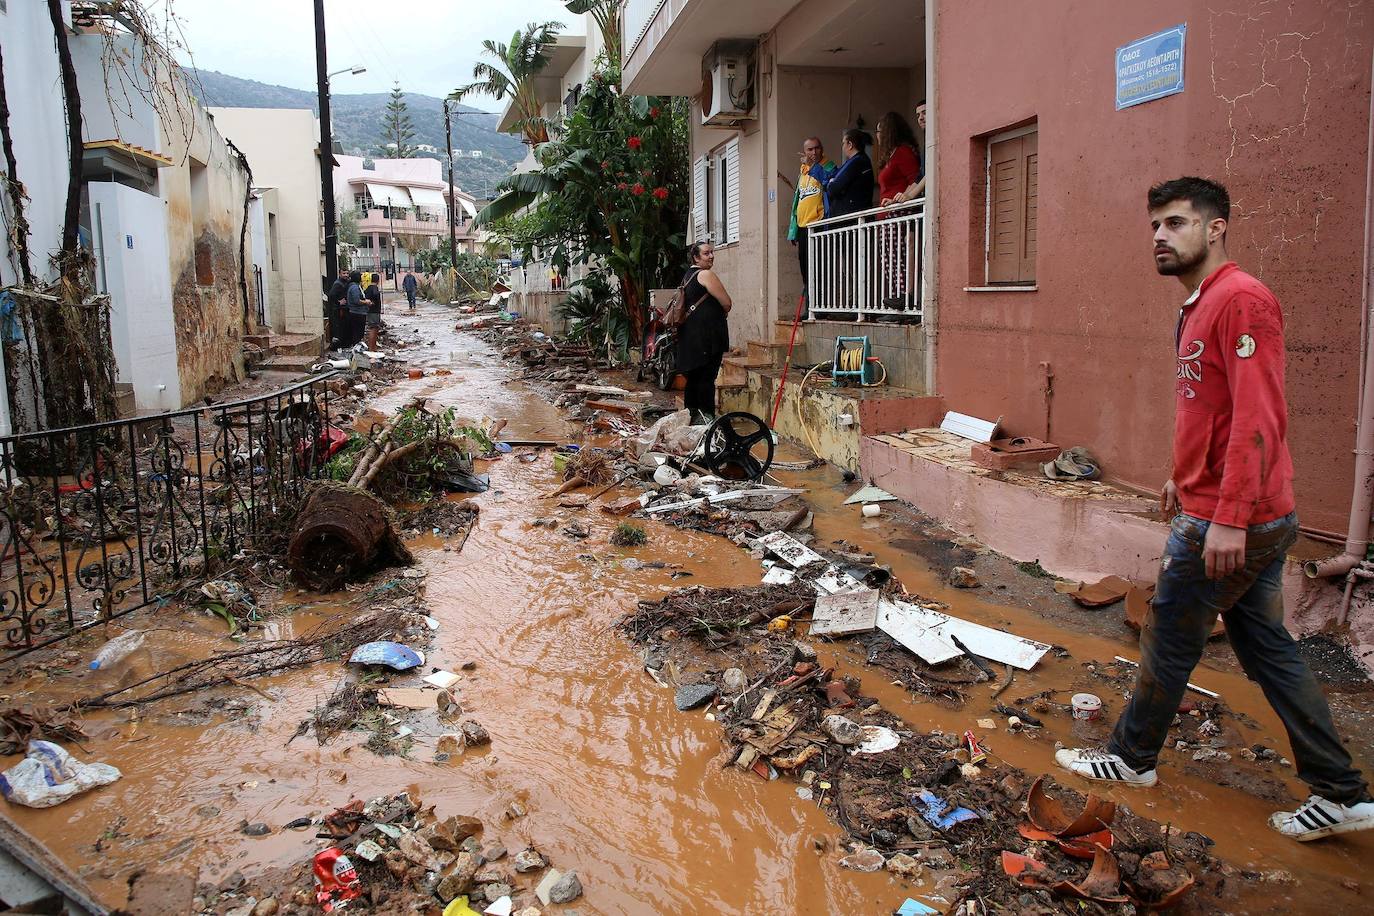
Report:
1307,56,1374,628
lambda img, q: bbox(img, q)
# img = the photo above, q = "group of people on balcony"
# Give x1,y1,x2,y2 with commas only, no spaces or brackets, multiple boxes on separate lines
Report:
789,102,928,312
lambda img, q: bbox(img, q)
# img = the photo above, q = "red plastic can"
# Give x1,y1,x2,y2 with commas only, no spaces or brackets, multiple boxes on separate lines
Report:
963,730,988,765
313,846,363,912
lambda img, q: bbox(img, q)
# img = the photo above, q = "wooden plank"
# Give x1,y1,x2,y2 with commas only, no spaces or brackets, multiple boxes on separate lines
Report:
376,687,442,710
584,399,644,417
811,588,881,636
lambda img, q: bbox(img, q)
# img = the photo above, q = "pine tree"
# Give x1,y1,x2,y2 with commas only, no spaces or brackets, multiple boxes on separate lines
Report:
384,82,416,158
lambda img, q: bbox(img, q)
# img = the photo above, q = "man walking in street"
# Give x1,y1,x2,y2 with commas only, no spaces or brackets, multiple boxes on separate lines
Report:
364,271,383,351
1056,177,1373,841
403,271,418,312
787,136,834,312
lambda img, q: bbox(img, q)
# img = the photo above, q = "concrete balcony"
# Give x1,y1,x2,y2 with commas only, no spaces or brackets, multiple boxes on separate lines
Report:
356,208,446,236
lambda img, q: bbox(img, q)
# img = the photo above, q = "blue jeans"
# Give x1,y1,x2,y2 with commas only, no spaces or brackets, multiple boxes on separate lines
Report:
1108,512,1369,804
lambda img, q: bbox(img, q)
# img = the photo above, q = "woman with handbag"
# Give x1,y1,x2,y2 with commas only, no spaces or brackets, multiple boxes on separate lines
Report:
674,242,732,424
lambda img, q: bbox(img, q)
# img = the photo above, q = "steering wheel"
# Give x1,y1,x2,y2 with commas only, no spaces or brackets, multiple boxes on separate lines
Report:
701,412,775,482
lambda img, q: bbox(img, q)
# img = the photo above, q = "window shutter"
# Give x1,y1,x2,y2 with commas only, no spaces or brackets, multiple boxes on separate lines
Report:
692,155,708,240
987,136,1024,284
1020,132,1038,282
724,137,741,244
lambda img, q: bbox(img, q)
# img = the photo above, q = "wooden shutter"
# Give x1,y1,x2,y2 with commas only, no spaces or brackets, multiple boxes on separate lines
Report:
724,137,741,244
987,130,1038,284
692,154,708,240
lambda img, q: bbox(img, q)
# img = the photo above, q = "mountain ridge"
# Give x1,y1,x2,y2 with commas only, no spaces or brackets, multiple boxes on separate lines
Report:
187,68,525,198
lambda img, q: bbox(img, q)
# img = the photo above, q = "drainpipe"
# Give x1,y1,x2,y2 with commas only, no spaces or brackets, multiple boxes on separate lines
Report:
921,0,938,395
1305,49,1374,612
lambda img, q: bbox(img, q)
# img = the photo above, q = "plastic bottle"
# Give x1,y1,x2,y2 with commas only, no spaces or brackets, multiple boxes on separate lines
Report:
89,631,145,670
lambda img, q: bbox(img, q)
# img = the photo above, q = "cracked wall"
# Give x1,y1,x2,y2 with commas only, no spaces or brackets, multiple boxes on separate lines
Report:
934,0,1371,534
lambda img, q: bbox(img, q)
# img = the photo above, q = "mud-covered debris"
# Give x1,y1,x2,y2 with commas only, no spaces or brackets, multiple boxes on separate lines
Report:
822,715,862,745
461,720,491,746
286,483,413,591
948,566,981,588
838,847,885,872
513,847,546,873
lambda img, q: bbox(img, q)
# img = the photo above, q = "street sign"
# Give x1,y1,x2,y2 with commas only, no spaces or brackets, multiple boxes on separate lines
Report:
1115,24,1187,110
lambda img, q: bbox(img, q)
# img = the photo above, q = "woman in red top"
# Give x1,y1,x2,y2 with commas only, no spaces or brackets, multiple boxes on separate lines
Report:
873,112,922,310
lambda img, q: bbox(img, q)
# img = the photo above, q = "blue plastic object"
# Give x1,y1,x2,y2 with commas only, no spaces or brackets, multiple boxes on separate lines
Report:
914,789,980,830
897,900,938,916
348,641,425,671
832,336,875,386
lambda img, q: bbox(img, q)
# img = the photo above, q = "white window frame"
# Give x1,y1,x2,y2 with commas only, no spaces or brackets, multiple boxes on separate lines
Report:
705,136,741,247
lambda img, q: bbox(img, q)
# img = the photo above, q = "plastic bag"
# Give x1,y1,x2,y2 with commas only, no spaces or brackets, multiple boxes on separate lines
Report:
0,740,122,808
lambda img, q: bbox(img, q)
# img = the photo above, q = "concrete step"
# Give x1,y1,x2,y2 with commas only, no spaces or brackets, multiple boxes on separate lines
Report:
746,339,789,368
258,354,321,373
774,318,806,346
269,332,324,357
244,333,273,350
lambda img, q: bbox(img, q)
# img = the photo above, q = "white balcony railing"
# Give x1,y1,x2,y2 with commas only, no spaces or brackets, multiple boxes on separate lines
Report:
508,260,587,294
806,198,925,322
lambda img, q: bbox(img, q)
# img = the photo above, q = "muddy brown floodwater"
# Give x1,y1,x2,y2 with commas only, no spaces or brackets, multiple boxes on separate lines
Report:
3,300,1371,915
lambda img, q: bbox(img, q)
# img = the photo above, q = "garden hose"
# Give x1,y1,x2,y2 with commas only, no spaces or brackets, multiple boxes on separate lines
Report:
835,346,889,386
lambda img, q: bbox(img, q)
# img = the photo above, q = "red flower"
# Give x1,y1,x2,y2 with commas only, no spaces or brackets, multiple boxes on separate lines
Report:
600,160,610,169
631,183,646,196
650,106,661,118
627,136,643,150
616,182,628,190
652,186,669,200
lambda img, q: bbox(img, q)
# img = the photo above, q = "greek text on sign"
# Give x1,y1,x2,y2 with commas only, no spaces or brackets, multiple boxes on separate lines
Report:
1115,24,1186,110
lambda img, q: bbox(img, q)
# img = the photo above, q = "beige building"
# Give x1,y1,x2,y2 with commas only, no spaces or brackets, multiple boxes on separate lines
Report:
210,107,327,338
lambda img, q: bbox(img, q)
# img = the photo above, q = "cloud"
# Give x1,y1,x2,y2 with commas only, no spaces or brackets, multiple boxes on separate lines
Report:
158,0,577,109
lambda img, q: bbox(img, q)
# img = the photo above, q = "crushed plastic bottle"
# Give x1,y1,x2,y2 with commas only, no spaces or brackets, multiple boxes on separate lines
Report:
89,631,145,670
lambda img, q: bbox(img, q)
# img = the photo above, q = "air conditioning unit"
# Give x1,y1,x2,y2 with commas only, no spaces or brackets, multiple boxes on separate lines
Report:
701,40,757,126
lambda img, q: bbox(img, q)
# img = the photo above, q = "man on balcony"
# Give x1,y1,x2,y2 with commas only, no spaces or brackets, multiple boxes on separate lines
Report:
788,137,835,313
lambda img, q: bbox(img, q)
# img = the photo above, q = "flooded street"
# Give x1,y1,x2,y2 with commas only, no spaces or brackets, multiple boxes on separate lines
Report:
3,300,1371,914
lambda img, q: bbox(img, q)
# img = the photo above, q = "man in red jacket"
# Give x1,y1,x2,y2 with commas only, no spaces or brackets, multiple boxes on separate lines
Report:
1057,177,1373,841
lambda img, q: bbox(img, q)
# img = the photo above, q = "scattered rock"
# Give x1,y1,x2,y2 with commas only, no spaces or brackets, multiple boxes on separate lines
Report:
515,909,543,916
461,720,491,746
239,821,271,837
793,642,818,662
481,882,514,903
461,660,478,670
251,898,279,916
838,847,885,872
1239,748,1258,762
1192,748,1231,762
437,734,463,756
484,844,508,862
436,852,480,901
948,566,980,588
1341,878,1360,893
514,848,546,873
548,870,583,904
722,668,747,693
1198,718,1221,737
398,831,442,870
561,522,590,539
822,715,862,746
474,866,507,884
674,683,718,711
906,815,934,841
195,804,221,819
1279,757,1292,767
1260,869,1297,886
504,801,527,820
886,853,923,879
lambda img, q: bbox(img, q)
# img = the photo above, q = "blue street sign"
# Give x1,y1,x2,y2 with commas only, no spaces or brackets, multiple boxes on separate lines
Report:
1116,24,1187,110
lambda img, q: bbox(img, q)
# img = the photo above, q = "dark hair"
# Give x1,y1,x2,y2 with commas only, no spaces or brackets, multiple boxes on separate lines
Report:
874,111,918,169
688,241,711,264
842,128,868,150
1148,177,1230,223
349,269,362,282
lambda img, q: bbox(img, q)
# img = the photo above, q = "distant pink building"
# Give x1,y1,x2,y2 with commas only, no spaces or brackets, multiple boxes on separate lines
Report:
332,155,478,273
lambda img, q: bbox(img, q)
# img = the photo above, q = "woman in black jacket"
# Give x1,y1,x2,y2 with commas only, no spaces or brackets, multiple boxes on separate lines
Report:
825,128,875,218
675,242,732,424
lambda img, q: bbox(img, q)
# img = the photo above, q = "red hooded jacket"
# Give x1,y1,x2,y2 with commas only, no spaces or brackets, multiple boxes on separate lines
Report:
1173,262,1295,528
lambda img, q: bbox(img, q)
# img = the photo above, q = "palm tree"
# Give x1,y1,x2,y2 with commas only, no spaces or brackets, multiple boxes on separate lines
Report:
449,20,563,146
565,1,621,75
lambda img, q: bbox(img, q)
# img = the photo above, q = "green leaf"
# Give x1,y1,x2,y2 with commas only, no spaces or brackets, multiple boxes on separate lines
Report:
902,766,912,780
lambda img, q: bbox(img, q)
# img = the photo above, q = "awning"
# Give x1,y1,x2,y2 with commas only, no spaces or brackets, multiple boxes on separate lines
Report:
407,186,447,209
365,182,412,208
458,197,478,219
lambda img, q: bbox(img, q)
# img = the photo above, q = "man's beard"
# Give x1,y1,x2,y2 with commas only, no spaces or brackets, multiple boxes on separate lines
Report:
1155,244,1206,276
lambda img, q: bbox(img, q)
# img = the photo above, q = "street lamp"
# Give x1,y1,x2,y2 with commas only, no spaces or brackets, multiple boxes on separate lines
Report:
328,65,367,80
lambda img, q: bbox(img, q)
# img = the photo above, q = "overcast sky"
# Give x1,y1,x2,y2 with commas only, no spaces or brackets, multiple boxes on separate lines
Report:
154,0,577,110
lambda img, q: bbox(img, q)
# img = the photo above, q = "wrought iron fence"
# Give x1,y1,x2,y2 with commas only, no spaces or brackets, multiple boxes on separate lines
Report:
0,373,339,663
806,198,925,322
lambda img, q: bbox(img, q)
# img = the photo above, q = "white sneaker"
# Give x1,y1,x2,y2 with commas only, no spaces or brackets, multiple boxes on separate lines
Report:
1269,795,1374,842
1054,747,1158,787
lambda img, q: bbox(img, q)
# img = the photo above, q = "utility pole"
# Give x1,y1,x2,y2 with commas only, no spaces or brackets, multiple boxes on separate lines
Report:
445,101,457,274
313,0,336,292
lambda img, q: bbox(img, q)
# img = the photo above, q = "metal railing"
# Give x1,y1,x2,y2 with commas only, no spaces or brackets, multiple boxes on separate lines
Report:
0,373,338,662
806,198,925,322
